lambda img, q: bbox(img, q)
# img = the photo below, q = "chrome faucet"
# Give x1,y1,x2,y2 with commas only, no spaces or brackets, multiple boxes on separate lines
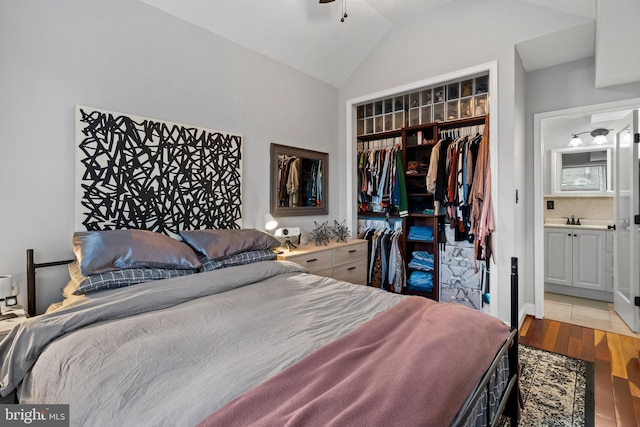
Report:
562,215,581,225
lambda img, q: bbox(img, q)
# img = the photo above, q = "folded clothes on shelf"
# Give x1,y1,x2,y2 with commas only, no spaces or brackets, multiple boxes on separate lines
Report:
407,271,433,292
412,250,434,262
408,250,434,271
407,226,434,241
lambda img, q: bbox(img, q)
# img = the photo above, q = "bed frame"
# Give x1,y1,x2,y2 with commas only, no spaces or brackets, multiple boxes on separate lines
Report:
25,249,520,426
26,249,73,317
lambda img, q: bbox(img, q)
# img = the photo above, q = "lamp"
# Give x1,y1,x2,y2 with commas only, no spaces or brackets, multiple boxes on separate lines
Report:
264,213,278,231
0,275,17,320
0,275,12,297
568,134,584,147
590,128,610,145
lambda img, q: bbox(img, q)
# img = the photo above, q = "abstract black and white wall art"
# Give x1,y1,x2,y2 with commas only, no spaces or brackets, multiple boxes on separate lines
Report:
75,105,242,235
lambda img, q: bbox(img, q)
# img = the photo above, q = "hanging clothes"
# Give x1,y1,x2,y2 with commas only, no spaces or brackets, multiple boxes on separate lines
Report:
357,140,406,215
427,123,488,248
277,157,323,208
470,118,494,263
358,220,405,293
286,158,301,207
394,149,409,217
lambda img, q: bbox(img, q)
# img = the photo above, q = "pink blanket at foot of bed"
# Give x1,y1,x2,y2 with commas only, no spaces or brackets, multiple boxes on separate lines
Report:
197,296,510,427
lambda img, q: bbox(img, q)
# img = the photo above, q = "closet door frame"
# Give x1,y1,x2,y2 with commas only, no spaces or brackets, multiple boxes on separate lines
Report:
346,61,500,319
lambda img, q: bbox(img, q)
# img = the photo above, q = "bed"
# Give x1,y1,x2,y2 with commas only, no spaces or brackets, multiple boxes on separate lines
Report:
0,229,519,427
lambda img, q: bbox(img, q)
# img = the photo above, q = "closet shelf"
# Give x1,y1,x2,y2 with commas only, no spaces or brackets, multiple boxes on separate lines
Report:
406,238,435,243
433,115,487,130
402,288,435,298
358,211,401,217
357,129,402,141
406,142,436,149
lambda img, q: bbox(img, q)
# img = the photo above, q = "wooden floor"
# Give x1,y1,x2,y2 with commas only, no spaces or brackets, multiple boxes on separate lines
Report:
519,315,640,427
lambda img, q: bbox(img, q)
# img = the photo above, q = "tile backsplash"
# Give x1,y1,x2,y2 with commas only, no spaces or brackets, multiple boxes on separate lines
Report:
544,196,613,221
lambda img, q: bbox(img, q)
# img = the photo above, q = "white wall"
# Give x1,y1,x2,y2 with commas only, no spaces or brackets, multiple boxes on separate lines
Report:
338,0,590,323
514,49,527,320
0,0,339,312
526,57,640,115
524,56,640,306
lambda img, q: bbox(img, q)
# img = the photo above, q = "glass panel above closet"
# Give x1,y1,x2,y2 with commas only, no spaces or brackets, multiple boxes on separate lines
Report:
355,73,490,136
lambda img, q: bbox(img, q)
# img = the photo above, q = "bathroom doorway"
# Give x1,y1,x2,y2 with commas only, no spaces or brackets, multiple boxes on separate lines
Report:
534,99,640,333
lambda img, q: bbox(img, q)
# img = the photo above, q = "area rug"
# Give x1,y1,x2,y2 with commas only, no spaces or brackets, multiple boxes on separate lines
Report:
510,345,595,427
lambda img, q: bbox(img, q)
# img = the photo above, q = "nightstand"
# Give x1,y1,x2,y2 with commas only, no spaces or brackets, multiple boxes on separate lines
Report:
0,307,27,340
0,307,26,404
276,239,368,285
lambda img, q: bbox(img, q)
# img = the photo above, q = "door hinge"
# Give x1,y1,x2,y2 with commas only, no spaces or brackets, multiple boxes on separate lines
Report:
635,133,640,144
635,297,640,307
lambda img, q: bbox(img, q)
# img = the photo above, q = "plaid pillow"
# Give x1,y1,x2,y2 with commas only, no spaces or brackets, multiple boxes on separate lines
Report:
199,249,276,272
65,261,196,296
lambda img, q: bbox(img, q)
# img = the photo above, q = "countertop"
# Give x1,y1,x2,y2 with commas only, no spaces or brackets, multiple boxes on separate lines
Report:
544,218,613,231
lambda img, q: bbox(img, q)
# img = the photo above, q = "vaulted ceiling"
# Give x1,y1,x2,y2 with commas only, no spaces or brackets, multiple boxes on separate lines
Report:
140,0,639,89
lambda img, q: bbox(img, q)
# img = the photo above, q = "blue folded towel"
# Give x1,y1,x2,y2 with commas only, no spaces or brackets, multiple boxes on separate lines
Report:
408,259,434,271
407,271,433,292
407,226,434,241
412,250,433,261
408,250,434,271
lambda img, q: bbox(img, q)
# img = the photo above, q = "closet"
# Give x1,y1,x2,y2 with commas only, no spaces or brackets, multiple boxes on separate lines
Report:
356,74,491,304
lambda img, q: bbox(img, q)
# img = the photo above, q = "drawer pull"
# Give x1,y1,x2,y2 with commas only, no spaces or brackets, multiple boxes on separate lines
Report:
347,267,356,271
348,249,357,253
306,258,318,263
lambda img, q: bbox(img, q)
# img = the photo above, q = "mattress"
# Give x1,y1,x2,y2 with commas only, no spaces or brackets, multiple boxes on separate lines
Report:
0,260,511,426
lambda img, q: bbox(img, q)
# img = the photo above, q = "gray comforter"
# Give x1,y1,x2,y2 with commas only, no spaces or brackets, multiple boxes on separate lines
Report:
0,261,404,426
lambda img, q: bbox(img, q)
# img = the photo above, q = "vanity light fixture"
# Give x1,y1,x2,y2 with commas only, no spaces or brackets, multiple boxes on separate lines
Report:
568,128,612,146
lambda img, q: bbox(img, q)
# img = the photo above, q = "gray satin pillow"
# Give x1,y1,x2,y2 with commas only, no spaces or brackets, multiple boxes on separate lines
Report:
73,230,202,276
179,229,280,260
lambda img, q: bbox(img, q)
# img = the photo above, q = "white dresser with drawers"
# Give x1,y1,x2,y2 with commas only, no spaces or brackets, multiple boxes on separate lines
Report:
276,239,368,285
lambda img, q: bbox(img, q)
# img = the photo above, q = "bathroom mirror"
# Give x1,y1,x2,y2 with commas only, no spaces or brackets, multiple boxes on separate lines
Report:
550,146,613,194
270,143,328,216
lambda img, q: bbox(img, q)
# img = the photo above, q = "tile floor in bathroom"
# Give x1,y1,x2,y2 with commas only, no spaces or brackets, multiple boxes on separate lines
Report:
544,292,640,338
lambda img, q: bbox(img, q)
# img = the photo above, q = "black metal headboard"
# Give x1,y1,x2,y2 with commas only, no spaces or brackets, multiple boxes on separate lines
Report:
26,249,73,317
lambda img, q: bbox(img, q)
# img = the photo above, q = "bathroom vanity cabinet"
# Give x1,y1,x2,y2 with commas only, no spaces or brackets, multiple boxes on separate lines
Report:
544,227,607,292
